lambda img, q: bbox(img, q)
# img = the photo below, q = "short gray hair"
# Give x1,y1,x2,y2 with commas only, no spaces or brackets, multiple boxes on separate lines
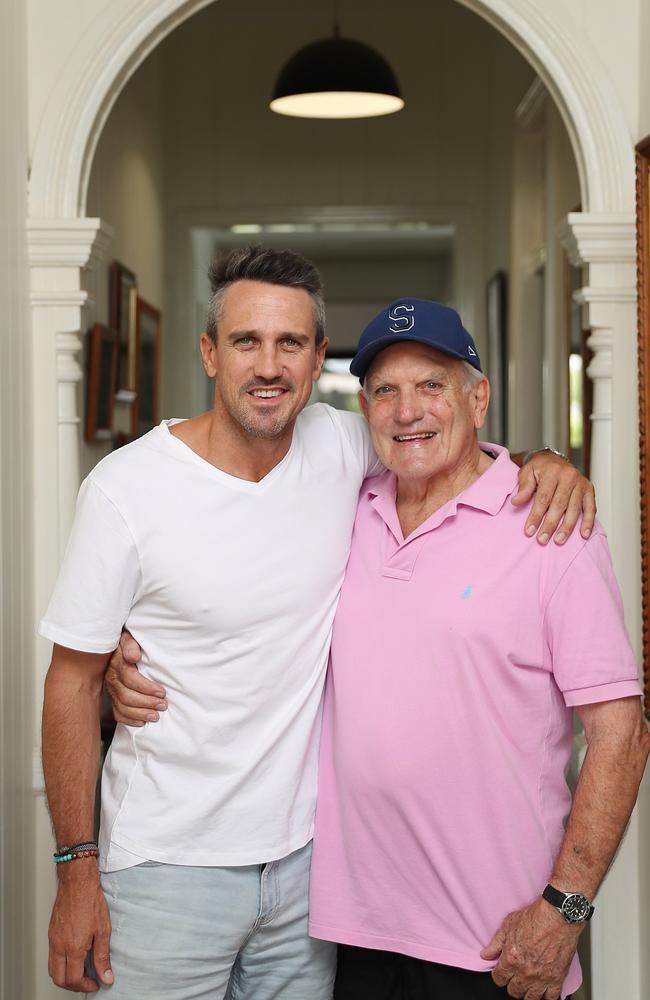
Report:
206,246,326,346
461,361,486,390
361,354,486,396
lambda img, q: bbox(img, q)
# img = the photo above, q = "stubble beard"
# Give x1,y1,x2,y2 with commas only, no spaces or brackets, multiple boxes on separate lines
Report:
236,409,292,439
233,387,298,440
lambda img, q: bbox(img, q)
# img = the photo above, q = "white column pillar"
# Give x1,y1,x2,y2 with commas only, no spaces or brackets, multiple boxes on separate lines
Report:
27,220,112,567
55,330,85,544
558,214,636,539
581,323,613,524
559,212,648,1000
26,218,112,1000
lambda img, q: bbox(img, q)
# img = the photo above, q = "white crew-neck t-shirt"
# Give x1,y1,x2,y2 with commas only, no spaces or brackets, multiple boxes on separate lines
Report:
40,404,379,871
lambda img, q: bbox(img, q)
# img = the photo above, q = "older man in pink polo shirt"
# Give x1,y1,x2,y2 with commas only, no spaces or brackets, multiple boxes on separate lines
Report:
308,300,650,1000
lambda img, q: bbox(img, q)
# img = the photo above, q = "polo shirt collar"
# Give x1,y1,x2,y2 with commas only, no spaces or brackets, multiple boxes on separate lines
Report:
453,444,519,515
366,444,519,544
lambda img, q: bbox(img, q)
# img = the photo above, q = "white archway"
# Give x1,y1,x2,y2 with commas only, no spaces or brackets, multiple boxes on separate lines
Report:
26,3,644,999
28,0,634,217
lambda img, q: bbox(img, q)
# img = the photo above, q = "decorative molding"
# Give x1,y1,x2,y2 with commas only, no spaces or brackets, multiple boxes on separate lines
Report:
558,213,636,265
585,328,613,381
574,286,636,305
459,0,635,212
514,76,548,129
559,212,639,562
56,332,84,387
27,218,113,269
29,0,216,216
26,222,114,616
30,290,90,308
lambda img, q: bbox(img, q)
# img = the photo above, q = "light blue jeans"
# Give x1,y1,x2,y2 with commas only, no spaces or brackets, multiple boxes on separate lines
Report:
99,840,335,999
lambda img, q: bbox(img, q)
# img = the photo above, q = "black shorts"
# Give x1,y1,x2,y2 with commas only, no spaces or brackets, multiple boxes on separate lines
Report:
333,945,572,1000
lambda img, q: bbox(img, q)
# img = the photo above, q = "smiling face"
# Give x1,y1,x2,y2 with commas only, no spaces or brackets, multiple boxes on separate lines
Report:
200,280,328,443
359,342,490,487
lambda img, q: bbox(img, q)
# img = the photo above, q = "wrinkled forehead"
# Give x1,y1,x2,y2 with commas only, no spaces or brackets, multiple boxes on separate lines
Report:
364,341,464,385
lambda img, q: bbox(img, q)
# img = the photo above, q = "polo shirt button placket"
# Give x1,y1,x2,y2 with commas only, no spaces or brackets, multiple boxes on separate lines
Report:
382,531,430,582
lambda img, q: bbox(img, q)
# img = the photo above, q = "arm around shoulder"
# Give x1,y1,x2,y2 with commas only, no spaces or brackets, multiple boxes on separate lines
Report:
511,448,596,544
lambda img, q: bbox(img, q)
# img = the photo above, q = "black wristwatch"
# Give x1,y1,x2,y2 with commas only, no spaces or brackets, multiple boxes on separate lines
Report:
542,884,594,924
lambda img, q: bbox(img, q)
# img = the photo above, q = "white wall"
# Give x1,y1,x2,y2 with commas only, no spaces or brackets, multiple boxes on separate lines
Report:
544,99,581,450
86,47,166,310
0,1,34,998
508,87,581,453
567,0,641,138
85,44,166,470
508,107,545,452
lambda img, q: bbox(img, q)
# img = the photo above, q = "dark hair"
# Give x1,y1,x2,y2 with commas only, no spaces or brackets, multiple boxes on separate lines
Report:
206,246,325,345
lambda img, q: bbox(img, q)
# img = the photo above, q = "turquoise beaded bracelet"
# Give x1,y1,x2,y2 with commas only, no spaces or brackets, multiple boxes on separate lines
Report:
53,841,99,864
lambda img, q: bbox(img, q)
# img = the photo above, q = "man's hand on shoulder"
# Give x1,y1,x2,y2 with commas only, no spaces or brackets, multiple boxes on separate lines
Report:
105,630,167,726
511,449,596,545
480,897,582,1000
48,862,113,993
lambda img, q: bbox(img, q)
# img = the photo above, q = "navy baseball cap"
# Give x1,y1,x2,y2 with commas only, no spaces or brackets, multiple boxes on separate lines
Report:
350,298,482,380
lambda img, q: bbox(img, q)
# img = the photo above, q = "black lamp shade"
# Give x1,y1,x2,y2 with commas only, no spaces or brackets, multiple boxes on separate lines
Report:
270,36,404,119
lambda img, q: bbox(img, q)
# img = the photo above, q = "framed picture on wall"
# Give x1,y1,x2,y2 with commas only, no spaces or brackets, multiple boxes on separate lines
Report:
486,271,508,444
109,261,138,398
84,324,119,441
132,297,161,438
636,135,650,721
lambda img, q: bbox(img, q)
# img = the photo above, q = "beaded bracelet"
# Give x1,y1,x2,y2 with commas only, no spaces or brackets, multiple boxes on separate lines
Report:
53,841,99,865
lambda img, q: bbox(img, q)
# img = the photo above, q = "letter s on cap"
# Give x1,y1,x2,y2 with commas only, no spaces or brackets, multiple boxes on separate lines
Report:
388,303,415,333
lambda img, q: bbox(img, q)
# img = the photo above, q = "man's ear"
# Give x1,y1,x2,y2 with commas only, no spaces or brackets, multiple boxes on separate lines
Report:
312,336,329,382
473,377,490,430
199,333,218,378
358,388,369,420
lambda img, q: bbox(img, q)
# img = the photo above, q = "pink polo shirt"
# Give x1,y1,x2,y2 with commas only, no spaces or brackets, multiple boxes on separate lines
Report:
309,447,640,999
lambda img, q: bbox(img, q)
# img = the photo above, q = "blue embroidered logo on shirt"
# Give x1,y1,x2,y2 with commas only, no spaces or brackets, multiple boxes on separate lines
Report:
462,586,472,600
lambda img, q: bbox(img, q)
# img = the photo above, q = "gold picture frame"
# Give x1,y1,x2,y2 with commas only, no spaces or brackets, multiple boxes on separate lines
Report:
132,297,161,438
84,324,119,442
636,135,650,720
109,261,138,398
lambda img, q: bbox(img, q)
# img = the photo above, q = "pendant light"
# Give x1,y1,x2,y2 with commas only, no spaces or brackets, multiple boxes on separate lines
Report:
270,5,404,120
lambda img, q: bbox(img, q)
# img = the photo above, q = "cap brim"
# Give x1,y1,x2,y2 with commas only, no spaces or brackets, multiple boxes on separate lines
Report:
350,333,477,379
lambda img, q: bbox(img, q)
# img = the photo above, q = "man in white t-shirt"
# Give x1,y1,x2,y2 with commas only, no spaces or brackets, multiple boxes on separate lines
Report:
40,247,595,999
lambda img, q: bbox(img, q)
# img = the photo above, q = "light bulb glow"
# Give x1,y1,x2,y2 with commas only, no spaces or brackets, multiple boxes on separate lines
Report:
270,91,404,119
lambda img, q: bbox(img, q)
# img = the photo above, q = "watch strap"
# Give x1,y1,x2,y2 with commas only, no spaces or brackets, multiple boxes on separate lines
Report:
542,883,594,922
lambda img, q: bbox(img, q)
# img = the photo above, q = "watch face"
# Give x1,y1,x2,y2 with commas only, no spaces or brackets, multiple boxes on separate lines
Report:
561,894,590,922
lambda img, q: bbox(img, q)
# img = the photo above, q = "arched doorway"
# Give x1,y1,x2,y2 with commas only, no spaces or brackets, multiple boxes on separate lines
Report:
28,0,634,218
26,3,643,998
